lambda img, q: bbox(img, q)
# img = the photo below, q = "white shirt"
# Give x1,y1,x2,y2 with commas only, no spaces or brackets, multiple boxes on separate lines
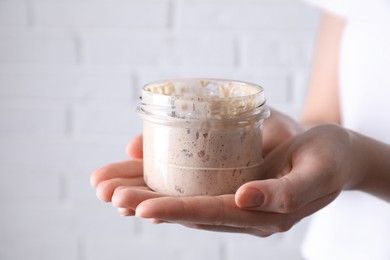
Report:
300,0,390,259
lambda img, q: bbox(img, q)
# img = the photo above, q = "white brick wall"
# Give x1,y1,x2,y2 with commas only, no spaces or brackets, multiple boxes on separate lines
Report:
0,1,28,26
32,1,170,28
0,29,77,63
0,0,320,259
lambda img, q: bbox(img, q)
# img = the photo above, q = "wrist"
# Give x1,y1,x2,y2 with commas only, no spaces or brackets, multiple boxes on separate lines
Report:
343,129,368,190
347,130,390,201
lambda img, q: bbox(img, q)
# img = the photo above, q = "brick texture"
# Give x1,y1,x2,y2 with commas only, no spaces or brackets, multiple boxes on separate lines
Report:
32,1,170,28
0,29,77,63
0,1,28,26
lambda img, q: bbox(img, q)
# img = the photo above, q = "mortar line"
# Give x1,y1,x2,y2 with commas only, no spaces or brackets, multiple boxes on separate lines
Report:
25,0,34,26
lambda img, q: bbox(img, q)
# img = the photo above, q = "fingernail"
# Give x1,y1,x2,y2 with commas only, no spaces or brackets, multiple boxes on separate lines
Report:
240,188,264,208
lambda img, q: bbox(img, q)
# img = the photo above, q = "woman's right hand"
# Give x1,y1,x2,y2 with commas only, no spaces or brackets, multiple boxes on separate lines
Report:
262,107,304,156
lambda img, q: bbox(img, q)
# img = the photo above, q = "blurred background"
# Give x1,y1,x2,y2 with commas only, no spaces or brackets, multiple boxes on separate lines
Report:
0,0,319,259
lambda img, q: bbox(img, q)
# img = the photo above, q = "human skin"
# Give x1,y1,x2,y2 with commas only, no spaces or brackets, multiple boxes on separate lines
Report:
91,118,390,237
90,12,390,236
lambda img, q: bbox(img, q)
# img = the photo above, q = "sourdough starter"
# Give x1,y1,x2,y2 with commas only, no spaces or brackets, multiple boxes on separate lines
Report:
138,79,269,196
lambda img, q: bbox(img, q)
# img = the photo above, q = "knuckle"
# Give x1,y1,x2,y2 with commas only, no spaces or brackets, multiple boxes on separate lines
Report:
278,191,298,213
275,177,302,213
111,191,126,207
96,183,112,202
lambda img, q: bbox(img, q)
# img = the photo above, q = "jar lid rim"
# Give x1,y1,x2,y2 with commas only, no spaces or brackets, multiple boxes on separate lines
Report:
142,78,264,102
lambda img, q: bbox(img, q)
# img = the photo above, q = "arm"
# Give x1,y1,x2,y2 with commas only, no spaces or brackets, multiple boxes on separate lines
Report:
299,12,390,200
250,12,345,155
301,11,345,125
90,12,390,237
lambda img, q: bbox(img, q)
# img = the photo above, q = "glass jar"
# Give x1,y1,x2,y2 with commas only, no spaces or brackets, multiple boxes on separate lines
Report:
137,78,270,196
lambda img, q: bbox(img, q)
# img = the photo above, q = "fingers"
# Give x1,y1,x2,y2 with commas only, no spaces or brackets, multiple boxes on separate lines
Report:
180,223,271,237
262,109,303,156
235,130,343,214
135,195,293,231
133,190,339,237
126,135,143,159
96,177,145,202
135,195,235,225
112,187,163,210
90,159,143,187
118,207,135,216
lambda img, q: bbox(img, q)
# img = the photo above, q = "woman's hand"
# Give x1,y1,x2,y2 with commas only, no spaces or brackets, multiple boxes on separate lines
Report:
235,124,356,213
90,107,303,219
120,124,354,237
90,134,157,216
263,108,304,156
91,122,356,237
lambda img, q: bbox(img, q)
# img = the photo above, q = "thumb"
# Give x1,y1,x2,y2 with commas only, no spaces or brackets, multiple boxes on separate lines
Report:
235,170,334,214
235,132,324,213
235,177,301,213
